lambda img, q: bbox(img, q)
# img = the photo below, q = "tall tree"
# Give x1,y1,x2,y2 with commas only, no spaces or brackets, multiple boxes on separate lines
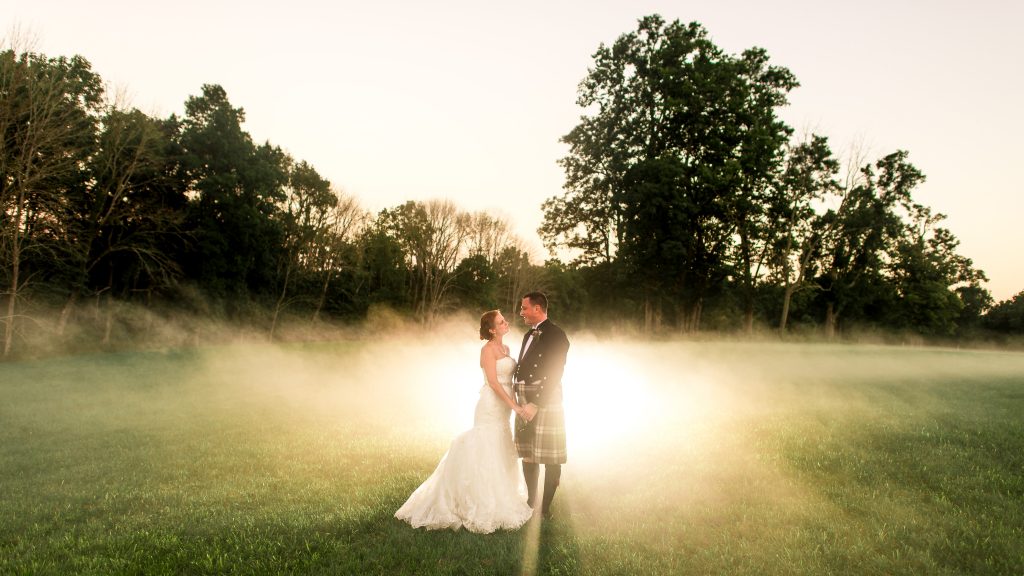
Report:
816,151,922,338
309,191,367,323
357,218,409,312
0,48,103,355
178,84,287,304
59,106,187,340
548,15,797,331
772,134,840,331
269,159,334,340
727,48,799,333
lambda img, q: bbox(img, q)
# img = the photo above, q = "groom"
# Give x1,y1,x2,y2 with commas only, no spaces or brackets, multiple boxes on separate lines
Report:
514,291,569,519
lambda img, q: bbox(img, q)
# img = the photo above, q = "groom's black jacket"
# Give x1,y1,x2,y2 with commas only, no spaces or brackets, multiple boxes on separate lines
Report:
514,319,570,406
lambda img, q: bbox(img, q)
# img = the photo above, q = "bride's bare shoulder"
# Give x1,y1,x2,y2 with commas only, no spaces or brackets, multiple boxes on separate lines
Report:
480,342,496,360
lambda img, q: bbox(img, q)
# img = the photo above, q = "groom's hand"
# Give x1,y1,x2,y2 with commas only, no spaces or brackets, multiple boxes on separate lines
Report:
523,403,539,422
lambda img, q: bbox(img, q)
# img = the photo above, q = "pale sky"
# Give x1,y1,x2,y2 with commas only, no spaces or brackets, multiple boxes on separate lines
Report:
5,0,1022,301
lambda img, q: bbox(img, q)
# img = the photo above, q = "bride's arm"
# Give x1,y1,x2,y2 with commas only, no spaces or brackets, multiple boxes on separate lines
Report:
481,346,526,417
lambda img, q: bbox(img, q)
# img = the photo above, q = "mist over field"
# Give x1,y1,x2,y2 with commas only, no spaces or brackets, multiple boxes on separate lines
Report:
3,334,1024,574
7,333,1023,469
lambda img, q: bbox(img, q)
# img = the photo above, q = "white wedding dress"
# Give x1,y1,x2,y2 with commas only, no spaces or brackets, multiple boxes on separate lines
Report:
395,356,533,533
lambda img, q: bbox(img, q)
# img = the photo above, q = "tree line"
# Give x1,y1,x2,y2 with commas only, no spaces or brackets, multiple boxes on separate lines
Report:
2,20,1021,358
0,40,547,357
539,15,1020,340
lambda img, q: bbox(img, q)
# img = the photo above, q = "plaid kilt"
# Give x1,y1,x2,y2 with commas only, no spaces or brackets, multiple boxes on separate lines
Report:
514,382,566,464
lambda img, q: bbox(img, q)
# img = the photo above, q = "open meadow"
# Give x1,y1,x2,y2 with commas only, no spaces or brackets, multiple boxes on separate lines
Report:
1,338,1023,575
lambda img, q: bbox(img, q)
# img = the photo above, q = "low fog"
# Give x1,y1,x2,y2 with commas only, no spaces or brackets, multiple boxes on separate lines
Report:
15,323,1022,466
6,325,1024,543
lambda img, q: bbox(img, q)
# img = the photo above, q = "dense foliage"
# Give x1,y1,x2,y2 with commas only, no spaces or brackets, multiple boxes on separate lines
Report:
541,16,1008,339
1,18,1019,357
0,48,541,356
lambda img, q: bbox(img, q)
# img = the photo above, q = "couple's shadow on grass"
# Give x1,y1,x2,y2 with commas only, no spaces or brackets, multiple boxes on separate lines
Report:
351,507,581,575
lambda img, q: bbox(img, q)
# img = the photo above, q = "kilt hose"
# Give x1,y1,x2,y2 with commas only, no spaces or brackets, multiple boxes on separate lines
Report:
514,381,566,464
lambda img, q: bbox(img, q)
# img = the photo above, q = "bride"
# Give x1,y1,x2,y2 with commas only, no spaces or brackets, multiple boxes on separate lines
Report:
395,310,535,533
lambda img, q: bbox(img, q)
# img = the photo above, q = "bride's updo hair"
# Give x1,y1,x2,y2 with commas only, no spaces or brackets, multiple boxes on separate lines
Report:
479,310,500,340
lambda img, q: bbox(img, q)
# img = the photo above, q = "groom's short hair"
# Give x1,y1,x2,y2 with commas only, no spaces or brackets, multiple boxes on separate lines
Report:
522,291,548,313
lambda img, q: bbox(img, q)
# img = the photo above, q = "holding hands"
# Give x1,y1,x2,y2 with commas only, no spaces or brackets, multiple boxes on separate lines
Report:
517,402,539,422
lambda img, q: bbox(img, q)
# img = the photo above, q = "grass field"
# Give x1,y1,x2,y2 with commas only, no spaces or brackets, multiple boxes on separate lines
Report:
1,338,1023,575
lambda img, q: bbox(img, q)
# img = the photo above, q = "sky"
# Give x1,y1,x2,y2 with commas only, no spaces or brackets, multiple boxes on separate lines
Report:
4,0,1022,301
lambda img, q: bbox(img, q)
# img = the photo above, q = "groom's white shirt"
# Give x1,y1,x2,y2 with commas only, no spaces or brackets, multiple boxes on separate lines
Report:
520,323,540,362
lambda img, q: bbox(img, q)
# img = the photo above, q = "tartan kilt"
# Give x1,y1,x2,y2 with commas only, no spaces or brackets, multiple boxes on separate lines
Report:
514,383,566,464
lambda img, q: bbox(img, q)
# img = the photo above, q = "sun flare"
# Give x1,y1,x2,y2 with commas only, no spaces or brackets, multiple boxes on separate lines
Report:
562,342,723,462
563,345,661,458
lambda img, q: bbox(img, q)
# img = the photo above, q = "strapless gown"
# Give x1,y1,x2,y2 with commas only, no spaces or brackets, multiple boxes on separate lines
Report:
395,356,533,533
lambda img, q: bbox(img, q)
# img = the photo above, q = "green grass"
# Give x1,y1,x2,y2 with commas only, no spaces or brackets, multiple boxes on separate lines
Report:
1,340,1023,575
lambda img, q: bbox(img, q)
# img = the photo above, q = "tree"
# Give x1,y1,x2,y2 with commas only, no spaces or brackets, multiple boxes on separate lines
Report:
816,151,923,338
954,282,993,335
617,155,697,331
724,47,799,333
58,105,188,341
540,258,588,326
887,203,989,336
378,200,470,323
0,47,103,355
452,253,499,311
178,84,287,305
357,218,409,312
453,212,519,312
548,15,797,332
984,291,1024,334
494,244,547,317
309,191,367,323
542,116,623,266
269,158,334,340
772,134,840,332
465,211,515,264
